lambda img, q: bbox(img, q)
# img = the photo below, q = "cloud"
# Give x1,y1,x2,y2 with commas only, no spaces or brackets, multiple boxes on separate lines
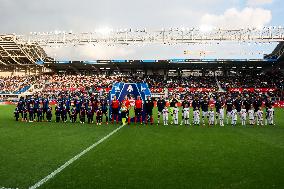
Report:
247,0,273,6
200,7,272,29
0,0,230,34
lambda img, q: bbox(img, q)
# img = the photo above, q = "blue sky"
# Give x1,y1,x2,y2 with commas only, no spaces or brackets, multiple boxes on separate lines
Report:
0,0,282,60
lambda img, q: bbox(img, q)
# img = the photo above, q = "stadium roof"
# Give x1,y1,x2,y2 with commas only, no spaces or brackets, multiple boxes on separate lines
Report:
0,27,284,68
15,27,284,46
0,35,52,66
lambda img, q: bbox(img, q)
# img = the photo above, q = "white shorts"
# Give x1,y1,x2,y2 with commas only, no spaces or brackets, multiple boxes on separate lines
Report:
183,112,189,118
173,114,179,119
163,116,168,121
202,111,208,117
194,117,200,122
227,111,232,118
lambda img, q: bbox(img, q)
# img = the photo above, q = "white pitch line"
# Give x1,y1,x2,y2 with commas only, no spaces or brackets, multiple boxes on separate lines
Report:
29,124,125,189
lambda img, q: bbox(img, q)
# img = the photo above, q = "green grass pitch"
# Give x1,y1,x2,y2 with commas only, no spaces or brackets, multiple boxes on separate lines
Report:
0,105,284,189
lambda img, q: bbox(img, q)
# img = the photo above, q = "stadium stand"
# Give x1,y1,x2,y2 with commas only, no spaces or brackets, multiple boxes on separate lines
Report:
217,71,283,89
0,76,35,94
0,72,283,100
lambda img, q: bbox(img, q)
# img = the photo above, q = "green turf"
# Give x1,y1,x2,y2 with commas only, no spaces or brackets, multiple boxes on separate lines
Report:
0,105,284,189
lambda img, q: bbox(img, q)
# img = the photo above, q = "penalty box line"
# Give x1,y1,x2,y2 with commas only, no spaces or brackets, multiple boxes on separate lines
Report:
29,124,126,189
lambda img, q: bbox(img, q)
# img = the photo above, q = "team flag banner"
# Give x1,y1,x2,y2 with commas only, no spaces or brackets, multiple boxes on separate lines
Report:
110,83,151,101
109,83,152,121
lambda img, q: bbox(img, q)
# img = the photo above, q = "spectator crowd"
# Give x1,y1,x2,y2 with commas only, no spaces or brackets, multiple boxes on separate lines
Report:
0,72,283,100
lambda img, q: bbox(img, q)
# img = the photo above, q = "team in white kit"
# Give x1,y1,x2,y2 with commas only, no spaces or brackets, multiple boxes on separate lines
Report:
156,95,275,126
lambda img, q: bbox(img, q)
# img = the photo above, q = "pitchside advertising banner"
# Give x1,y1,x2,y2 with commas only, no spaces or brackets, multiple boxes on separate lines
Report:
228,88,277,93
41,87,277,93
151,88,215,92
151,88,278,93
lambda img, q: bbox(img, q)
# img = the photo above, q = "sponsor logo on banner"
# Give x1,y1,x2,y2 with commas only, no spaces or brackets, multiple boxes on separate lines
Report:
127,85,134,93
229,88,277,92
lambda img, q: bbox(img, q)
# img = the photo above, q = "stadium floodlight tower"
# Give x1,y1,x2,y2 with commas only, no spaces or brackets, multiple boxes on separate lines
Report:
15,26,284,47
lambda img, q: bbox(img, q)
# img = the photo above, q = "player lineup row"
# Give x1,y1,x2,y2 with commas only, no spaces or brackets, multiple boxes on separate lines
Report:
13,95,275,126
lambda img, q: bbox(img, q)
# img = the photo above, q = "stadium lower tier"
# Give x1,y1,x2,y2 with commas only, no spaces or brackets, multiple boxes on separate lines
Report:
0,72,283,99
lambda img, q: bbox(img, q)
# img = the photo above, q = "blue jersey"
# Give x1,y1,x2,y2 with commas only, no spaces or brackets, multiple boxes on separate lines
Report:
101,100,108,111
37,108,43,115
57,99,64,108
14,107,19,115
29,108,34,114
65,99,71,109
80,98,85,107
84,98,89,109
23,107,28,115
17,99,25,110
30,98,35,106
80,107,86,116
87,107,93,116
47,107,52,115
26,99,32,109
34,98,40,109
42,98,49,109
75,99,81,111
55,106,61,116
61,107,67,115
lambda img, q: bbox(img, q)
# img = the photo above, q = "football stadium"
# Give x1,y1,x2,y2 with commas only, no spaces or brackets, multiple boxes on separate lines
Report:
0,1,284,189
